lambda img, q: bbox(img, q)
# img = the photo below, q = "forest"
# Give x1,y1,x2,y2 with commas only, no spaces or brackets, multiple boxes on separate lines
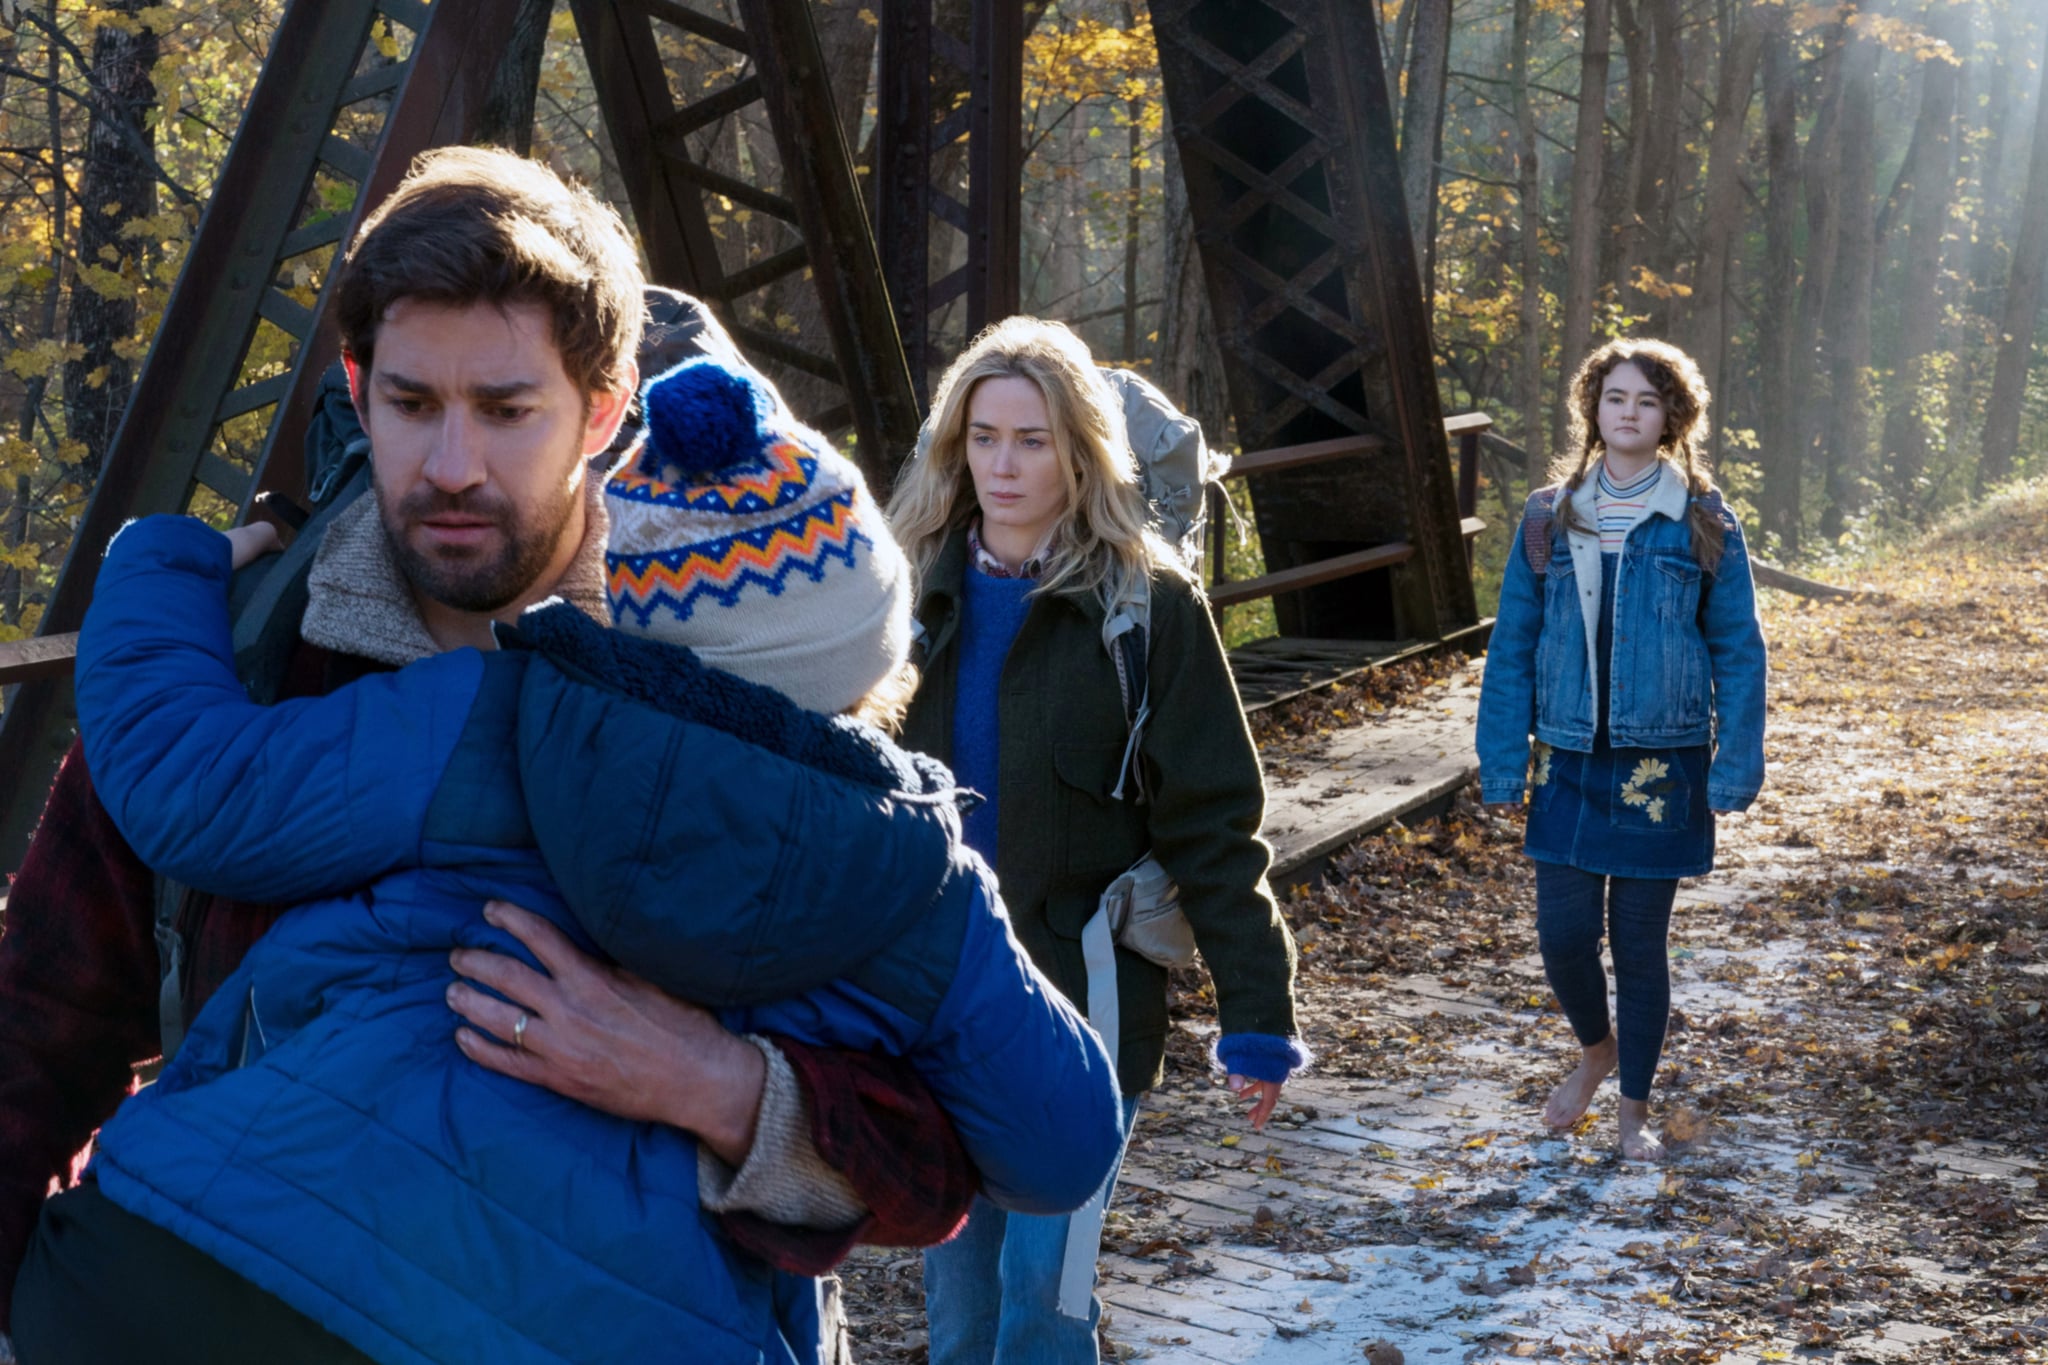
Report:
2,0,2048,646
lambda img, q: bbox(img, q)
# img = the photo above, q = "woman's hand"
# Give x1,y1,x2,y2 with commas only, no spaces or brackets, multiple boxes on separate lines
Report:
446,900,767,1166
224,522,282,569
1228,1075,1284,1131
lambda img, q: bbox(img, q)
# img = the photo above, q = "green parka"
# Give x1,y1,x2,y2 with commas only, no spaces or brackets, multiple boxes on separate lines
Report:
901,527,1299,1095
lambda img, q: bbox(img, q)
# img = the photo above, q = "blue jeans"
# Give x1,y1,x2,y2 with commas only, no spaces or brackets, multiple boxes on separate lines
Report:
924,1095,1142,1364
1533,862,1679,1102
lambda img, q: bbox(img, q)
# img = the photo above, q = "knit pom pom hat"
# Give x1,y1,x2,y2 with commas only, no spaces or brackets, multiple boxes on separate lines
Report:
605,357,913,716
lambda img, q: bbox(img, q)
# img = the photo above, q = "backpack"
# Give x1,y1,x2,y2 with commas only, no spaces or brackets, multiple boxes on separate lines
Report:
1102,367,1230,574
153,288,739,1059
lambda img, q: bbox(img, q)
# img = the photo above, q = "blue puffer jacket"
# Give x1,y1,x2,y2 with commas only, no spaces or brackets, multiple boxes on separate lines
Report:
72,516,1123,1365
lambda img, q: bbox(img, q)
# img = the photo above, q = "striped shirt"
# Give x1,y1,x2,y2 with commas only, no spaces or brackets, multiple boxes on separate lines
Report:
1594,460,1662,554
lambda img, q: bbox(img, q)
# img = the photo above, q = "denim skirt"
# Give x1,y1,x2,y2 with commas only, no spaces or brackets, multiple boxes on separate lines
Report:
1524,737,1713,878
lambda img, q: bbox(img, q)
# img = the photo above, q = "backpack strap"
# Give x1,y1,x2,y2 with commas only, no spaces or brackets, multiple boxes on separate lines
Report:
1099,575,1153,803
1522,485,1561,577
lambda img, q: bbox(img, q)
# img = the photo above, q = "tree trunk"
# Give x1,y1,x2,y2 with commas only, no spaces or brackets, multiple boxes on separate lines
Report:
1683,0,1761,430
1386,0,1414,126
1879,10,1961,513
1398,0,1452,316
474,0,553,153
61,0,157,487
1553,0,1610,459
1966,9,2018,296
1613,0,1683,328
1978,24,2048,492
1608,0,1649,302
1820,36,1878,540
1511,0,1542,482
813,0,879,159
1755,15,1801,553
4,1,63,628
1788,26,1848,552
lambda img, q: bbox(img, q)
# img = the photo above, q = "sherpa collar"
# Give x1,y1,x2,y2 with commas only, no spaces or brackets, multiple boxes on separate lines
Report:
1555,458,1689,708
302,476,610,666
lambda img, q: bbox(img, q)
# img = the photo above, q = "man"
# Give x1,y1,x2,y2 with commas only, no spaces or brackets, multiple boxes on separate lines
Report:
0,147,971,1361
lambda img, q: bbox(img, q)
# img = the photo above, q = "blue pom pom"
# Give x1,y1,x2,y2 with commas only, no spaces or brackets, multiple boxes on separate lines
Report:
640,356,776,479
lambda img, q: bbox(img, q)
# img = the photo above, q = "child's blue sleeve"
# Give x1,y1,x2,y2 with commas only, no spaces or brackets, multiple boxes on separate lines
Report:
909,882,1125,1216
74,515,480,904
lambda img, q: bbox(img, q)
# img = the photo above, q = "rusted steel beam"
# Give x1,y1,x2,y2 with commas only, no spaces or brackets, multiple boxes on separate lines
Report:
875,0,1024,423
572,0,729,295
732,0,921,486
967,0,1024,334
1154,0,1476,644
876,0,935,400
576,0,917,487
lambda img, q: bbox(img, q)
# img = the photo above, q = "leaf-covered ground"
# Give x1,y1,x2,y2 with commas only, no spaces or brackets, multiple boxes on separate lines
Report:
841,484,2048,1362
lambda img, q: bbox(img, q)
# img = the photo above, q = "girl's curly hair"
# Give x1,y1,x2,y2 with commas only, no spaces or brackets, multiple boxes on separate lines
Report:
1550,338,1725,569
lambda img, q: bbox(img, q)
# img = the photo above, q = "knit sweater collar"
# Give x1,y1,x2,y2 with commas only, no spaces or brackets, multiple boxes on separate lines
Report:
302,476,611,667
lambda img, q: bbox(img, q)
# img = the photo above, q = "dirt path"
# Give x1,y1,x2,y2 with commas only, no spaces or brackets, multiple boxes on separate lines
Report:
841,486,2048,1363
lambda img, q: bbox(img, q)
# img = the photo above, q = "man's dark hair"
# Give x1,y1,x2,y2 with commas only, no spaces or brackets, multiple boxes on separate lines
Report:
336,146,646,397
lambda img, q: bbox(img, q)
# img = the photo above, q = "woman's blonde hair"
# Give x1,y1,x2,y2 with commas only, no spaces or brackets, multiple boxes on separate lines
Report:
847,659,919,735
886,316,1185,605
1551,337,1726,570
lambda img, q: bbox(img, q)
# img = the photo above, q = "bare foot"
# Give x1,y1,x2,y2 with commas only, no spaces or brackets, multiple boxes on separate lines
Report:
1542,1035,1617,1129
1618,1098,1665,1162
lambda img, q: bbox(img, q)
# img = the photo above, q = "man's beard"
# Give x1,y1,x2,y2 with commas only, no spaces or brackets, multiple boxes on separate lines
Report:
376,475,581,614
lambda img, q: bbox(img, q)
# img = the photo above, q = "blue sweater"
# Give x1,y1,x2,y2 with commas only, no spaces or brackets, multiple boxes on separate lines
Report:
71,517,1125,1365
951,565,1037,864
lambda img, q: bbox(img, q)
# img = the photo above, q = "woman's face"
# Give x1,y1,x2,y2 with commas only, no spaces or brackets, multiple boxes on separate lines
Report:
964,375,1069,563
1594,360,1668,465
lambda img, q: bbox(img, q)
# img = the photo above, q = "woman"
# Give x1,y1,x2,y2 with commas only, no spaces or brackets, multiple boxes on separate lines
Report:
1475,338,1767,1161
888,317,1306,1361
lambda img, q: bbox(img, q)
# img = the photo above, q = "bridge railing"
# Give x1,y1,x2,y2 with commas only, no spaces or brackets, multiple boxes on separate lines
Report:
1204,412,1492,614
0,413,1497,691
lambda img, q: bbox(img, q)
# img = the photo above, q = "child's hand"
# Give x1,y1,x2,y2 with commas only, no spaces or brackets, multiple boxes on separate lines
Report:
225,522,283,569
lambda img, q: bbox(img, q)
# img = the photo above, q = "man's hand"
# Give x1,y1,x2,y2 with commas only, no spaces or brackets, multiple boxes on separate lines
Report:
224,522,282,570
1227,1075,1284,1131
446,900,767,1166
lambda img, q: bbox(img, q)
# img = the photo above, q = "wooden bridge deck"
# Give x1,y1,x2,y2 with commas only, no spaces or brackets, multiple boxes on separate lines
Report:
1260,662,1483,884
1092,872,2035,1363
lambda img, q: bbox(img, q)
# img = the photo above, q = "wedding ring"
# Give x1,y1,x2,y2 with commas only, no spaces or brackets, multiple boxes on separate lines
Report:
513,1011,530,1050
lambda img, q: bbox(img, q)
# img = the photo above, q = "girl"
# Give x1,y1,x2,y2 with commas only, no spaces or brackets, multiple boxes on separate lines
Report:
888,317,1307,1362
1476,338,1766,1161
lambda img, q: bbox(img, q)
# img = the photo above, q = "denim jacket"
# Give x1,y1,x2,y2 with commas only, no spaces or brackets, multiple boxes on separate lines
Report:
1476,463,1767,812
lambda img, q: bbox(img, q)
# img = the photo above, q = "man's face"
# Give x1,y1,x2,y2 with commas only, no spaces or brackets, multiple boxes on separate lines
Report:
352,298,628,614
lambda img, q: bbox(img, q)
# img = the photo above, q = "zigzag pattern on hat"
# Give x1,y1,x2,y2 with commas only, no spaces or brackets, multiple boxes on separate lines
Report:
608,490,870,626
609,439,818,515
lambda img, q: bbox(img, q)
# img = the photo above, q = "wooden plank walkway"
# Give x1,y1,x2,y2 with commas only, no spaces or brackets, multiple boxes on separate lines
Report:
1091,873,2041,1363
1261,661,1484,883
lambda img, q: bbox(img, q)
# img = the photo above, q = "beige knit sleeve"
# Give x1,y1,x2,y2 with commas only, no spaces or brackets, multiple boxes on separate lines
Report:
695,1034,867,1230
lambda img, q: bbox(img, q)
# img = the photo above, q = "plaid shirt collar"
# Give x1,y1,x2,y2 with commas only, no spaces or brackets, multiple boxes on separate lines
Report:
966,519,1047,580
